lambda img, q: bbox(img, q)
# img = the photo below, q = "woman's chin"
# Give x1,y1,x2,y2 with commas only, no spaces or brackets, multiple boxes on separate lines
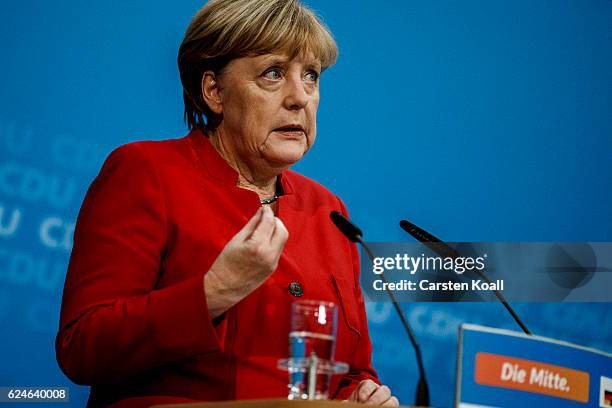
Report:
261,140,309,167
263,147,308,167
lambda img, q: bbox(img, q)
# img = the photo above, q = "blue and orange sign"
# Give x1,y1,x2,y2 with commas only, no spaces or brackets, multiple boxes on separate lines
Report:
457,324,612,407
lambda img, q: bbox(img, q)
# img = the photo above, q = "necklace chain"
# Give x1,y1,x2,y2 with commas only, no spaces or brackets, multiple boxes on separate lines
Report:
260,195,278,205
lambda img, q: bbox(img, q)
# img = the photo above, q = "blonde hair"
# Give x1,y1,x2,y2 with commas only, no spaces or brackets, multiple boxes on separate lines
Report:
178,0,338,131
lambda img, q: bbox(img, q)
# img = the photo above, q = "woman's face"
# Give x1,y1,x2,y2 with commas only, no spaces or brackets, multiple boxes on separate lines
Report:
211,52,321,174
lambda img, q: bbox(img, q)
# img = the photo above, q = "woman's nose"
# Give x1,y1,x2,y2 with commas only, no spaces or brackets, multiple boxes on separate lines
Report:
282,75,309,110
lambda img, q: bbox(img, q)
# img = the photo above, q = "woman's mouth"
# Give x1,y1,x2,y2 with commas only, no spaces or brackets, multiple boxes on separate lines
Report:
273,125,305,138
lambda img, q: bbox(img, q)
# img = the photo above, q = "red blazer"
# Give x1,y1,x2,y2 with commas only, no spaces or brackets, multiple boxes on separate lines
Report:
56,129,378,407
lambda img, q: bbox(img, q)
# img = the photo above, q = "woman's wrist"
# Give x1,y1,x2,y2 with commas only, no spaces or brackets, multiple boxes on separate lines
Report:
203,270,245,319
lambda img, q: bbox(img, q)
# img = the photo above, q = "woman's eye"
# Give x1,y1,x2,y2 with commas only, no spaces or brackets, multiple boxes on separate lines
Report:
263,68,282,80
305,70,319,83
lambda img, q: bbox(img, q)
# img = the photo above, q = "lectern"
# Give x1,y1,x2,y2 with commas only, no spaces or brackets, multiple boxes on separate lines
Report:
153,399,415,408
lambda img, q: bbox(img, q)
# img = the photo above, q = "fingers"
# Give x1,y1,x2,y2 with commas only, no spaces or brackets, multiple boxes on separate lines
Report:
248,205,275,243
242,207,288,260
365,385,392,405
351,380,398,406
355,380,378,402
235,206,264,239
381,396,399,407
270,216,288,247
207,205,286,311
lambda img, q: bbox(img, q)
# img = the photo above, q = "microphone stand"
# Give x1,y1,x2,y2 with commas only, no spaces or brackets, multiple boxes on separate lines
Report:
330,211,430,406
399,220,531,335
356,236,430,407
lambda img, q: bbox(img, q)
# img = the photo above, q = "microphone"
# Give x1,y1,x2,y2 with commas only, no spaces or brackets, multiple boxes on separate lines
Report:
399,220,531,335
329,210,363,243
330,211,430,407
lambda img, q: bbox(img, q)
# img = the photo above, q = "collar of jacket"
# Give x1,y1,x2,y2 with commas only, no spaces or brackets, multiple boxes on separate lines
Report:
187,128,295,196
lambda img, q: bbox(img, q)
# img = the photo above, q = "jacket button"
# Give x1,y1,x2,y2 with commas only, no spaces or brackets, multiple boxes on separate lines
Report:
288,282,303,297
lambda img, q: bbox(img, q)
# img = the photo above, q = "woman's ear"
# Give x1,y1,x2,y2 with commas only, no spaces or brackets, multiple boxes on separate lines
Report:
201,71,223,114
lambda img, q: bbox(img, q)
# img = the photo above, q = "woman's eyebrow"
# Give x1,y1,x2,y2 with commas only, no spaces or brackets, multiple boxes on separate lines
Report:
256,55,322,71
259,55,290,66
306,61,322,70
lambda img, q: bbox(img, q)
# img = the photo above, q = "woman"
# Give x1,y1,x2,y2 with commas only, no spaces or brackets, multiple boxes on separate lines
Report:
55,0,399,406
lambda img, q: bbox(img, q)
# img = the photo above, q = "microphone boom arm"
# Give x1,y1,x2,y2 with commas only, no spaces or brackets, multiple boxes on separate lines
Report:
399,220,531,335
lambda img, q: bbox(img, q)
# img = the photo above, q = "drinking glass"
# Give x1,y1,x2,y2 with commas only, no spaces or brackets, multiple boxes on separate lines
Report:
278,300,348,400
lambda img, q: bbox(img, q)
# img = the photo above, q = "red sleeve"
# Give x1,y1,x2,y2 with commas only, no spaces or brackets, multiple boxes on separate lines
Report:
332,199,380,400
55,143,221,385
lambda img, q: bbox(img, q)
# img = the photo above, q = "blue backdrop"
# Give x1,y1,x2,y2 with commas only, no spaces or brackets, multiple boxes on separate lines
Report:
1,1,610,407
